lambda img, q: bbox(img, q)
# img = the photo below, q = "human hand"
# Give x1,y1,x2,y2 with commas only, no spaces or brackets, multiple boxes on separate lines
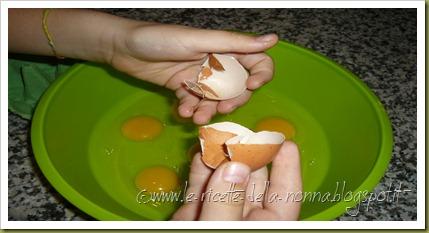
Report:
9,10,276,125
109,23,278,125
171,141,302,221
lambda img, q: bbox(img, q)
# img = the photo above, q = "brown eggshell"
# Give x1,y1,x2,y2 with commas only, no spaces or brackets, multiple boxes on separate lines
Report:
199,127,236,169
227,144,282,171
185,54,249,100
199,122,284,171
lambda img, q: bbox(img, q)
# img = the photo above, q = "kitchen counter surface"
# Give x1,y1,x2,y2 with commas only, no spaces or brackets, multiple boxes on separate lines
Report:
8,8,416,221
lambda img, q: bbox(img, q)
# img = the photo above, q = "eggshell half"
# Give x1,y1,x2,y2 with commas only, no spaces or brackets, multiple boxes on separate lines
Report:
199,122,253,168
186,54,249,100
226,144,282,171
225,131,285,171
199,122,285,171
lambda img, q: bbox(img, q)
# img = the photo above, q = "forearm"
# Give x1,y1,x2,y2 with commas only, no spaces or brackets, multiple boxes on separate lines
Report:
8,9,138,63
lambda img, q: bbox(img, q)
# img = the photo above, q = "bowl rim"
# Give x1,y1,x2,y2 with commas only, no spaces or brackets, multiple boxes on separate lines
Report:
31,40,393,221
276,42,393,220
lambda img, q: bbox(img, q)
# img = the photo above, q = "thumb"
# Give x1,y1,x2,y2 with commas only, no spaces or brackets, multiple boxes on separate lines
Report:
198,162,251,220
188,29,278,54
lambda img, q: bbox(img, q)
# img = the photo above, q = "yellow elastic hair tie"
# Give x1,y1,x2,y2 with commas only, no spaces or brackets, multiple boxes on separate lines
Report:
42,9,64,59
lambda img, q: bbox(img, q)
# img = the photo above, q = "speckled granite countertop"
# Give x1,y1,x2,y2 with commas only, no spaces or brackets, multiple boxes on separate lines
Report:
8,8,416,221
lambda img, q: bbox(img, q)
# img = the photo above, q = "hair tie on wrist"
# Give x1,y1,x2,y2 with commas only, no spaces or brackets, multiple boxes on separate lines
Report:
42,8,64,59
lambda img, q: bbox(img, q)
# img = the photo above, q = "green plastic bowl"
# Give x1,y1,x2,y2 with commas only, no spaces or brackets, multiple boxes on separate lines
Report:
31,40,392,220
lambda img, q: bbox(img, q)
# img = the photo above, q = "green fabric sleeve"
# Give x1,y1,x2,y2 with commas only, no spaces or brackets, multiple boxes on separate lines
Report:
8,56,75,120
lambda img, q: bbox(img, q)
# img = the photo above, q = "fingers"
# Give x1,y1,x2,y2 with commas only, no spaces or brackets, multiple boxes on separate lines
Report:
177,90,252,123
166,63,202,90
199,162,251,220
171,153,213,220
217,90,252,114
247,66,274,90
175,52,274,123
176,88,200,118
176,86,214,123
188,29,278,54
192,100,218,125
264,141,302,220
243,166,268,217
176,85,219,125
236,53,274,90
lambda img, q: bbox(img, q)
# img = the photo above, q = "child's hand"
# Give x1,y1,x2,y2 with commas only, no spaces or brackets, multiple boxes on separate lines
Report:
109,23,278,124
171,141,302,221
9,9,277,124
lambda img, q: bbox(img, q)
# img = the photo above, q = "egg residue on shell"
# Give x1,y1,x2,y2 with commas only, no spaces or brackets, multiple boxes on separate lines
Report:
184,54,249,100
198,122,285,171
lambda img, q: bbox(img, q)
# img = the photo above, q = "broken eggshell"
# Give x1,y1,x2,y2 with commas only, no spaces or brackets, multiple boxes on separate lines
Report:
225,131,285,171
199,122,253,168
185,54,249,100
198,122,285,171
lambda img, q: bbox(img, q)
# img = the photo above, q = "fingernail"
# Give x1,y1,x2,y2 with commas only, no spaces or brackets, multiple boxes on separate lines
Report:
256,34,275,42
222,163,251,183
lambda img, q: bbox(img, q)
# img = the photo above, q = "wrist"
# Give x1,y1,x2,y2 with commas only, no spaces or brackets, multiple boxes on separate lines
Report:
76,11,142,64
45,9,140,63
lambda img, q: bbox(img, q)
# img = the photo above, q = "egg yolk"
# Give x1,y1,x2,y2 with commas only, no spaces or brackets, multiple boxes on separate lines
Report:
255,117,296,140
135,166,180,193
121,116,163,141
